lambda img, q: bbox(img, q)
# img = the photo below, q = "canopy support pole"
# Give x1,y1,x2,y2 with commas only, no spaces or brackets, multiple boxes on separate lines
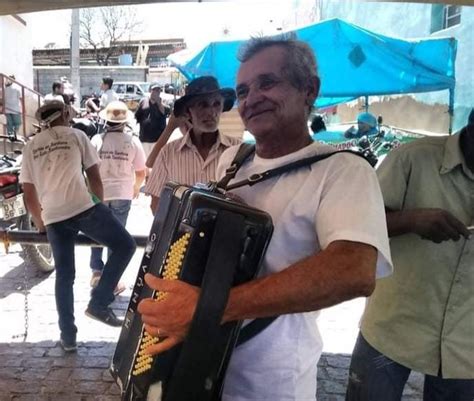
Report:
364,96,369,112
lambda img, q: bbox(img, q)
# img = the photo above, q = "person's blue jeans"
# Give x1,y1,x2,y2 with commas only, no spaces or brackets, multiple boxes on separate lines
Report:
346,333,474,401
6,113,21,137
46,203,136,341
89,199,132,272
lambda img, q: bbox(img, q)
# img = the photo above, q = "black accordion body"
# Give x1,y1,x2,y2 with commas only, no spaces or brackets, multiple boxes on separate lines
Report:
110,183,273,401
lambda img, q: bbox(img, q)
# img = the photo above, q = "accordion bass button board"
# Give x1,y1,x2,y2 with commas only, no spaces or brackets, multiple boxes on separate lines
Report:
110,183,273,401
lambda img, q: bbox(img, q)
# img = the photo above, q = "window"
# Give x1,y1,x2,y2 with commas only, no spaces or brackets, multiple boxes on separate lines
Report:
113,84,126,94
443,5,461,29
431,4,461,33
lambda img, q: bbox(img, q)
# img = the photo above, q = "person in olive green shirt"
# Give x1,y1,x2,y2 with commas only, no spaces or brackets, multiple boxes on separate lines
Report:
346,109,474,401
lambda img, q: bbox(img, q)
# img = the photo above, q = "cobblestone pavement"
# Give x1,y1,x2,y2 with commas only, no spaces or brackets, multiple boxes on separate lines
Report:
0,195,423,400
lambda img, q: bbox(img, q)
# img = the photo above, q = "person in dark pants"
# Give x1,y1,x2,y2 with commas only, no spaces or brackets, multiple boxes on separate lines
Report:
20,100,136,353
346,110,474,401
135,82,170,168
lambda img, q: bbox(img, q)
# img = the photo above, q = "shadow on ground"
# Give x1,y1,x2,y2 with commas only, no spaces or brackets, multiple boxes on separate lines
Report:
0,257,52,300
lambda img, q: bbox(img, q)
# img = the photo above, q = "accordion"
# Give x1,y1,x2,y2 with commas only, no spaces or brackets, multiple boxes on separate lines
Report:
110,183,273,401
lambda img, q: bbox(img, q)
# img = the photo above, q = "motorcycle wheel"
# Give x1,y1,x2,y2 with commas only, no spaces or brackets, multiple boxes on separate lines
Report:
18,214,55,273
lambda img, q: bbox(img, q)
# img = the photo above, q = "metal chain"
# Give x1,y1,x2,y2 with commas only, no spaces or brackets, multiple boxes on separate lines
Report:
12,257,29,341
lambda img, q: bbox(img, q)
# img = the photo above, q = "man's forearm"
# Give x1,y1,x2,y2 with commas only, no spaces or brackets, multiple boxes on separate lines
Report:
385,210,417,237
89,178,103,201
150,195,160,214
135,170,146,188
85,164,104,202
223,241,377,323
146,125,175,168
22,183,44,230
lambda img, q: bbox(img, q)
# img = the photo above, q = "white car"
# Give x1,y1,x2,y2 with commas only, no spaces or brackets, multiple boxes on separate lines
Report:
112,82,178,110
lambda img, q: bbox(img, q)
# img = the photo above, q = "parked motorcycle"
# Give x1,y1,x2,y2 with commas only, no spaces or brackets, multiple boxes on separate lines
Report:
351,116,394,167
0,137,54,273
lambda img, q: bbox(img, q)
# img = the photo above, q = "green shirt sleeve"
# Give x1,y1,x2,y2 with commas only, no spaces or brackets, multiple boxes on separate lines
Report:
376,148,410,211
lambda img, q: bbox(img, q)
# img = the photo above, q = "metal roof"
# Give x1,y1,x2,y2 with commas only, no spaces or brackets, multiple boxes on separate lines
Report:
1,0,472,17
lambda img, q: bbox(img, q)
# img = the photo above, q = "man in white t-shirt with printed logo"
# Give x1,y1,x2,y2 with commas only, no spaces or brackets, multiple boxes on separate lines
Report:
138,38,393,400
89,101,146,293
20,100,136,353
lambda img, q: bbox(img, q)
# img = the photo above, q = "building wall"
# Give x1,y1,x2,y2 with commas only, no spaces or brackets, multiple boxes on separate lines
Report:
319,1,473,132
33,66,149,99
0,15,38,136
0,15,33,87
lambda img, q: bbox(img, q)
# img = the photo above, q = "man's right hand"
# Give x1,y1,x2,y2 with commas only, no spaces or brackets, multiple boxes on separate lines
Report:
412,208,470,243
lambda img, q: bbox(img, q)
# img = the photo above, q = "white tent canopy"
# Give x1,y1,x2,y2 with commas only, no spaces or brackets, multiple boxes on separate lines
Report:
1,0,472,17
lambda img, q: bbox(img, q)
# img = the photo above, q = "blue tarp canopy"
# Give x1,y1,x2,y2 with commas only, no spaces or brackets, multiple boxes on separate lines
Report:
168,18,457,108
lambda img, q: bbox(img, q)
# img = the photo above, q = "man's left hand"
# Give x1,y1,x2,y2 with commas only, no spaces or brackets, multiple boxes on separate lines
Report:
137,273,200,355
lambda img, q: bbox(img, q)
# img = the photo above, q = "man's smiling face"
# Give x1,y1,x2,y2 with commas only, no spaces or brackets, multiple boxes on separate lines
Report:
236,46,309,140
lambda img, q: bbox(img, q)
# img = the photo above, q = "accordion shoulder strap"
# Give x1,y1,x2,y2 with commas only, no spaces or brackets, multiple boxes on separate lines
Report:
165,210,247,400
236,316,277,346
216,143,256,190
227,149,369,191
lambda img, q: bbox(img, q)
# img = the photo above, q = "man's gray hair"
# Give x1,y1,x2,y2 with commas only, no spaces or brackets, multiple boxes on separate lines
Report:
237,35,319,91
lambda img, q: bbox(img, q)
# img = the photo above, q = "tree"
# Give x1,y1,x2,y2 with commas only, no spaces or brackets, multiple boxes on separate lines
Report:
80,6,143,66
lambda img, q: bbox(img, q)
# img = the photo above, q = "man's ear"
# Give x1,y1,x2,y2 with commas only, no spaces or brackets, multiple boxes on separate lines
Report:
183,107,192,123
306,76,320,107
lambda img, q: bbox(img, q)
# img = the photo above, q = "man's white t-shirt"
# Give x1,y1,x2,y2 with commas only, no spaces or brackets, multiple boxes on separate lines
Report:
216,142,392,401
100,89,119,109
44,93,65,103
91,130,146,200
19,126,100,225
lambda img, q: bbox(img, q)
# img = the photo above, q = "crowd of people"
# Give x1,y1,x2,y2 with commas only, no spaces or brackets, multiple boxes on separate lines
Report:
16,35,473,401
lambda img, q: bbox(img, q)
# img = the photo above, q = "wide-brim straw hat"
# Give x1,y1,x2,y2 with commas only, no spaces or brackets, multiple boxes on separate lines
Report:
99,101,133,123
35,100,65,122
173,76,236,118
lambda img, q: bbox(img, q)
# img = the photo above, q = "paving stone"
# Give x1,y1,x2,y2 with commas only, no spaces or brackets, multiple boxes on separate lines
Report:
70,368,104,382
52,356,83,368
1,357,23,368
317,395,345,401
81,357,111,369
4,395,39,401
22,357,52,369
94,396,121,401
6,380,42,394
0,367,24,380
326,366,349,381
324,354,352,369
85,346,114,358
106,382,121,395
19,368,48,381
102,370,115,383
39,380,73,394
319,378,347,395
46,367,73,381
47,346,69,357
73,381,109,394
0,346,23,356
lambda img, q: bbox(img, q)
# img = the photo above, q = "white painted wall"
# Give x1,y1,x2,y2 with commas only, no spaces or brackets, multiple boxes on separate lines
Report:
0,15,33,87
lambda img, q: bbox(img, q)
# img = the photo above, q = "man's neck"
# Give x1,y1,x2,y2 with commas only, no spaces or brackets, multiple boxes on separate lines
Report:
189,129,219,160
254,125,313,159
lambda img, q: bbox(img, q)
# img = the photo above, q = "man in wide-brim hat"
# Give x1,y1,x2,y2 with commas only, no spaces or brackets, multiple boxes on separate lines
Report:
89,101,146,295
145,76,241,213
